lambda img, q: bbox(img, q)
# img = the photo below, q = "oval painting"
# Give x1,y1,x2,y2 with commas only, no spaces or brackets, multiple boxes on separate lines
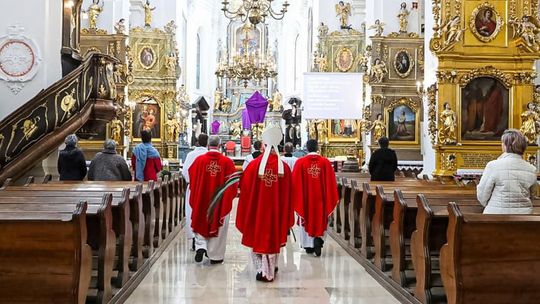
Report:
139,46,156,69
470,3,503,42
335,47,354,72
394,50,413,78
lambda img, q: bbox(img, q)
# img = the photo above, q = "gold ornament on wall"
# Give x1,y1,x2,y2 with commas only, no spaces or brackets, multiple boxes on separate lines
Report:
109,116,124,144
441,153,457,171
520,102,540,144
370,113,386,143
438,102,457,145
370,58,388,83
469,2,504,43
441,16,465,50
427,84,438,145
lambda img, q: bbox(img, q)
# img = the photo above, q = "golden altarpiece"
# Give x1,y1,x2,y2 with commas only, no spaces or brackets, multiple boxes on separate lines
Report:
429,0,540,177
365,16,424,162
309,23,365,159
128,22,181,159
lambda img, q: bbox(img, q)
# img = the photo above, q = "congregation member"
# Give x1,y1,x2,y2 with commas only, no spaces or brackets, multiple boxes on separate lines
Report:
282,142,298,170
236,127,294,282
242,140,263,170
182,133,209,250
292,139,338,256
477,129,538,214
189,136,237,264
88,139,132,181
58,134,87,181
131,130,162,181
368,137,398,181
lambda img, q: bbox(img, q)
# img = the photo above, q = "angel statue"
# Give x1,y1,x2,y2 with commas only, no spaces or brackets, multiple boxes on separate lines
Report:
87,0,104,30
438,102,457,144
114,18,126,34
520,102,540,144
370,114,386,143
230,121,242,140
442,16,465,48
397,2,410,33
214,90,222,112
509,16,540,50
315,52,328,72
318,22,329,38
142,0,156,27
368,19,385,37
370,58,387,83
335,1,352,29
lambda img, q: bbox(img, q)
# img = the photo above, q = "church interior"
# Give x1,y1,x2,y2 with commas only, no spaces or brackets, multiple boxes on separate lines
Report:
0,0,539,303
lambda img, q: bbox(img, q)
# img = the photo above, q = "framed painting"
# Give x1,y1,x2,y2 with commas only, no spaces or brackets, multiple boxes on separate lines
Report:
132,97,162,140
335,47,354,72
469,2,503,43
394,49,414,78
459,77,509,142
385,98,420,145
138,45,158,70
327,119,361,142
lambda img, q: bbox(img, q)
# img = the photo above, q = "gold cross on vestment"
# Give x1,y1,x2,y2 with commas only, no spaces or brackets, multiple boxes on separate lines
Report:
206,161,222,177
307,164,321,178
262,169,278,187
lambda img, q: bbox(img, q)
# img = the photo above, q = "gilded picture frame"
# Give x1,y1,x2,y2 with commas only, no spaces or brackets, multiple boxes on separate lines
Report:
137,44,158,70
131,95,164,142
384,98,420,145
327,119,361,142
469,2,504,43
335,47,354,72
393,49,415,78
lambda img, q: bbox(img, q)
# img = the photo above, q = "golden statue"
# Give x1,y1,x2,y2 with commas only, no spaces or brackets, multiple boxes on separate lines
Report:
87,0,104,30
315,52,328,72
318,22,329,37
442,16,465,48
230,121,242,140
335,1,352,29
271,90,282,111
509,16,540,50
142,0,156,27
214,90,222,112
368,19,385,37
520,102,540,144
221,97,232,113
165,53,177,76
315,119,327,142
370,58,388,83
110,117,124,144
438,102,457,144
397,2,410,33
165,116,180,142
370,114,386,143
307,120,317,140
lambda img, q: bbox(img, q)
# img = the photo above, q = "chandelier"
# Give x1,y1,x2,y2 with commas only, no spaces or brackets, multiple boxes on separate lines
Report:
215,23,277,88
221,0,290,25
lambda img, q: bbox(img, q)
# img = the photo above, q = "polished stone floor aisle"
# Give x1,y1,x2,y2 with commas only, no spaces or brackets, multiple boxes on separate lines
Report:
126,208,399,304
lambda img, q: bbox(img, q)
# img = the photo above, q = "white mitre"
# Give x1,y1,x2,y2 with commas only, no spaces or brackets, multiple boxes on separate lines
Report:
258,125,284,177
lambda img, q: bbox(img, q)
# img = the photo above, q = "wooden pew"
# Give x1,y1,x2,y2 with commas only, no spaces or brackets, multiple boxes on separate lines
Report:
0,202,92,304
0,187,132,289
441,203,540,304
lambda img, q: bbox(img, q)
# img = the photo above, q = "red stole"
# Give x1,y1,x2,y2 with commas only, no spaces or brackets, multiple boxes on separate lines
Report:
236,153,294,254
292,154,339,237
189,151,237,238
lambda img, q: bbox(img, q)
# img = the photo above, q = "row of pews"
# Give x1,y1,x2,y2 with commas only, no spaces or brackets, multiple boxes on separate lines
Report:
0,174,185,303
332,174,540,304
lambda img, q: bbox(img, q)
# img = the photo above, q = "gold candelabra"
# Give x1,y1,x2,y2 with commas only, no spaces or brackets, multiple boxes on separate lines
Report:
221,0,289,26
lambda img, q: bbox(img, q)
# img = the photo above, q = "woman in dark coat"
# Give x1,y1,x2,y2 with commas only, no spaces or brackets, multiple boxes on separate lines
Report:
58,134,87,181
369,137,398,181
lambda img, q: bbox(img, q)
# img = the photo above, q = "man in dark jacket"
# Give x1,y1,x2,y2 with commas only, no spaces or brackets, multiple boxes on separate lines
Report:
88,139,132,181
369,137,398,181
58,134,87,181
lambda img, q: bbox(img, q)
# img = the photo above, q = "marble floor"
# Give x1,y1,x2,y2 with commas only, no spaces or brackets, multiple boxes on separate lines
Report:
126,208,400,304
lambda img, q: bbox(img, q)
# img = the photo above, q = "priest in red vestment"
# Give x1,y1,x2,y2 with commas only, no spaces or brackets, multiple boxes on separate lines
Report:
236,126,294,282
189,136,237,264
292,139,339,256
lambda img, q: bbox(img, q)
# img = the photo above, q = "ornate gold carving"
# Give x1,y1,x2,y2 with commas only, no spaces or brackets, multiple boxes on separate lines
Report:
441,153,457,171
21,118,39,140
438,102,457,145
520,102,540,144
509,16,540,52
394,48,415,78
371,95,385,104
387,97,419,112
98,84,107,98
418,45,424,70
437,70,458,83
458,66,512,87
427,84,438,145
440,16,465,50
469,2,504,43
164,115,180,143
60,88,77,120
369,58,388,83
81,28,108,35
513,71,537,84
524,152,537,166
509,0,517,20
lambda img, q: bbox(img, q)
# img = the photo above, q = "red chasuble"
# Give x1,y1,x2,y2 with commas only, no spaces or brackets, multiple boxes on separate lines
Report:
292,154,339,237
189,151,237,238
236,153,294,254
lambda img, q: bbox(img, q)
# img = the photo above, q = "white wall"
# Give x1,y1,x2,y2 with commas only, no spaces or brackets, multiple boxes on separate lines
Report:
0,0,62,121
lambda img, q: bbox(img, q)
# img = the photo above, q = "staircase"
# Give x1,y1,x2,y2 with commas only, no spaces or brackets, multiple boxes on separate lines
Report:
0,53,118,184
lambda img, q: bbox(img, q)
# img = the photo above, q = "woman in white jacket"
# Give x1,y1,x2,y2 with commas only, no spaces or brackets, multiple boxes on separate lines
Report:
477,129,538,214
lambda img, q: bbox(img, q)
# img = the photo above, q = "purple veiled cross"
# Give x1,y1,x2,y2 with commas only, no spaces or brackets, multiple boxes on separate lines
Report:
242,108,251,130
211,120,220,135
245,91,268,124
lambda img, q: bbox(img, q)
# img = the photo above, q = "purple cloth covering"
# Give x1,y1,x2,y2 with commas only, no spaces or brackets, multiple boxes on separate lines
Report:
245,91,268,124
211,120,220,135
242,108,251,130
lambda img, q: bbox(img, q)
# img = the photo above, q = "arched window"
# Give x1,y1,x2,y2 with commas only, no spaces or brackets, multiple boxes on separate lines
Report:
196,33,201,90
294,34,300,91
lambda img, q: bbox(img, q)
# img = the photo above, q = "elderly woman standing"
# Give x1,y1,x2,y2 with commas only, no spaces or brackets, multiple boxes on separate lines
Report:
88,139,132,181
58,134,87,181
477,129,538,214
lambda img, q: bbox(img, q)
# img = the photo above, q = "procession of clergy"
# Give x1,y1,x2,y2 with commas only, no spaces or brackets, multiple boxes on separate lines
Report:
182,126,338,282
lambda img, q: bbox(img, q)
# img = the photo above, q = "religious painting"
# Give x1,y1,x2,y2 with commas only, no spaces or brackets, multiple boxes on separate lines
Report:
470,2,503,42
394,49,414,78
235,25,261,55
385,99,419,144
328,119,360,142
139,46,157,69
132,97,161,139
460,77,509,141
335,47,354,72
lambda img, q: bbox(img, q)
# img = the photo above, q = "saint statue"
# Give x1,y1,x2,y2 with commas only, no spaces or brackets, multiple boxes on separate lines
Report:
272,90,283,111
230,121,242,140
318,22,329,37
520,102,540,144
368,19,385,37
370,58,387,83
438,102,457,144
397,2,410,33
142,0,156,27
335,1,352,29
214,90,222,112
165,116,180,142
370,114,386,143
221,97,232,113
442,16,465,48
509,16,540,50
109,117,124,144
87,0,104,30
165,53,177,76
307,120,317,140
315,119,327,143
114,18,126,34
315,52,328,72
